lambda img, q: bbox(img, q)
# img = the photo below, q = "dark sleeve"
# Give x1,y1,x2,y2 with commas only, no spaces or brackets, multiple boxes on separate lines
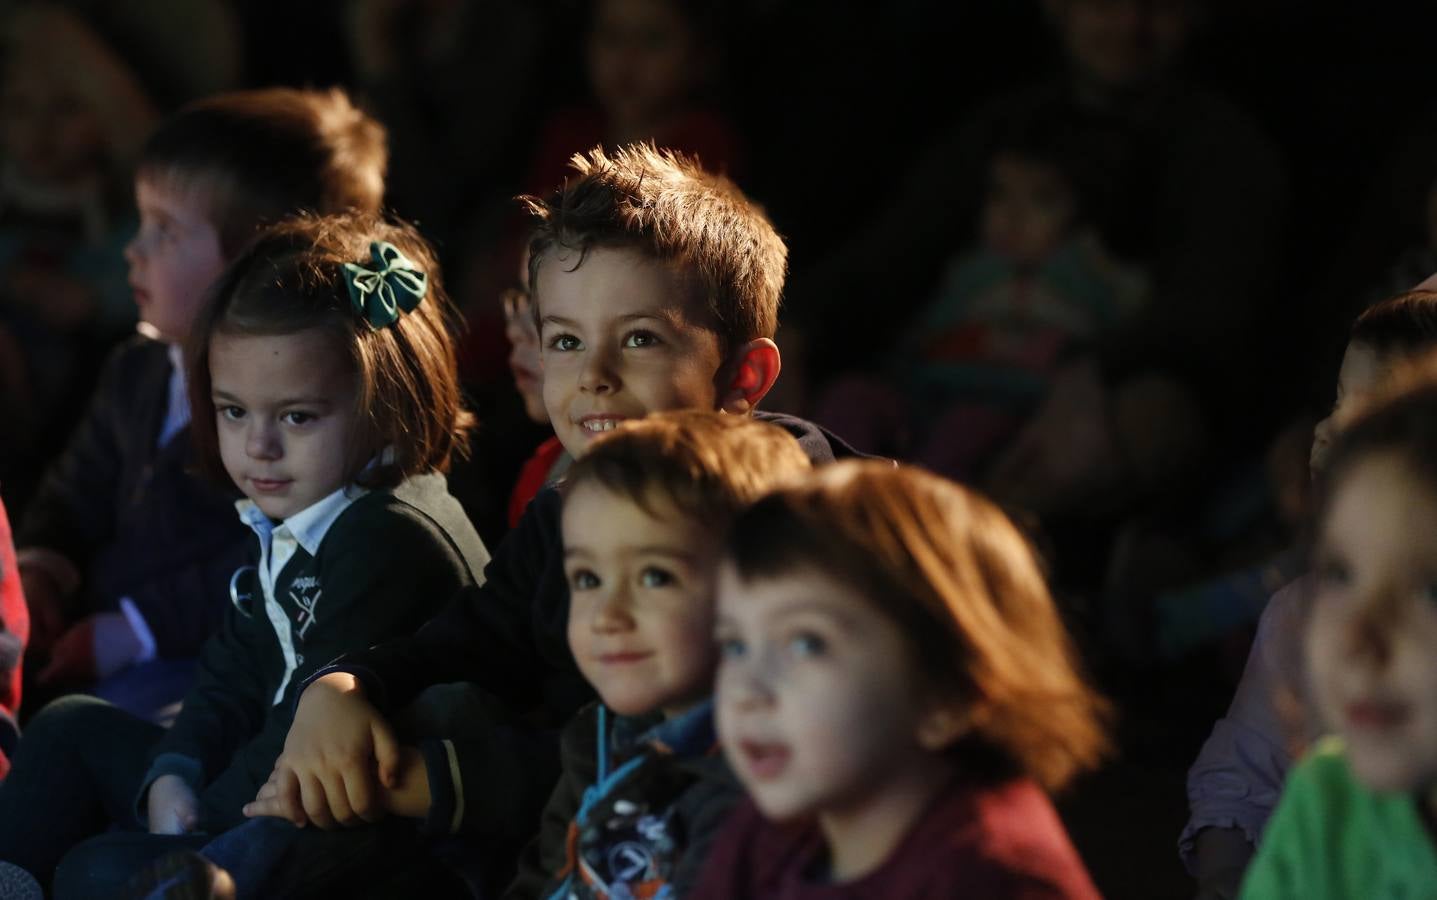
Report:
501,713,592,900
416,724,563,842
684,800,764,900
330,488,575,715
147,580,271,791
670,774,745,895
17,344,143,563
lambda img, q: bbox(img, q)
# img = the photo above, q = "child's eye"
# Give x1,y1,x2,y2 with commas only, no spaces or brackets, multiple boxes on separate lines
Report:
638,567,675,588
216,405,245,422
787,632,827,658
624,330,660,349
570,568,600,591
1316,555,1351,589
716,636,747,659
548,333,582,352
281,411,316,426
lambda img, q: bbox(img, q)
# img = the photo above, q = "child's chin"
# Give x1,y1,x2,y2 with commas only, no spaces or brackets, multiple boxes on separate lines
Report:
1347,745,1429,794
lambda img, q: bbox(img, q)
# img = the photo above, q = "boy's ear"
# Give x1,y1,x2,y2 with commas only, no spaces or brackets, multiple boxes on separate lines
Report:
718,338,781,414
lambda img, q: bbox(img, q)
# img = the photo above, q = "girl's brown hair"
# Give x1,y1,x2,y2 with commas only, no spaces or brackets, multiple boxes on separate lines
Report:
726,460,1110,792
186,212,472,491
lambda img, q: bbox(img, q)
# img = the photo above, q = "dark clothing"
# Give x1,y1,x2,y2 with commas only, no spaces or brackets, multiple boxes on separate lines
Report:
689,775,1102,900
18,337,248,659
0,475,487,897
144,473,490,829
0,695,168,887
506,701,740,900
320,412,863,842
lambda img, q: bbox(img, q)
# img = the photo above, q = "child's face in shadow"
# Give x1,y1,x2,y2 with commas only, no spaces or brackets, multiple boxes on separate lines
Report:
536,245,728,458
714,562,949,825
211,328,361,521
1310,341,1386,476
125,177,226,343
587,0,704,130
0,56,104,185
1307,452,1437,793
1049,0,1195,92
980,155,1077,265
562,482,721,717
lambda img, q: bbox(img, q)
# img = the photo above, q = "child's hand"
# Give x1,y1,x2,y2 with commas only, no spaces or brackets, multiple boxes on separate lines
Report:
148,774,200,835
378,746,431,820
244,672,400,829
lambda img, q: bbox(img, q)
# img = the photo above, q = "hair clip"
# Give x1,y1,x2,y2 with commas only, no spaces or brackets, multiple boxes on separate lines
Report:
343,240,428,329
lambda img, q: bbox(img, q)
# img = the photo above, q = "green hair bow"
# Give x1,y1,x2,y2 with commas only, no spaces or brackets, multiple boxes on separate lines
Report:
343,241,428,329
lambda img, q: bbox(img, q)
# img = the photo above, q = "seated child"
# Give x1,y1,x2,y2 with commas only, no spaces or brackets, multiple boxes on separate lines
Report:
0,212,489,897
16,86,388,720
245,145,861,863
692,460,1107,898
1239,358,1437,898
1182,289,1437,896
815,108,1145,479
503,411,811,898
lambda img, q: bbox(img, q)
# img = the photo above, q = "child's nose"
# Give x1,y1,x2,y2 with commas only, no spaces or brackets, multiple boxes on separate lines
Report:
578,347,620,395
245,422,282,460
591,589,635,632
1345,587,1402,668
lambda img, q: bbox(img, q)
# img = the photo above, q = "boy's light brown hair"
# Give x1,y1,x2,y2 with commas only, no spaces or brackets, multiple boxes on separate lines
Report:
562,411,811,525
521,143,787,353
726,460,1111,792
139,87,387,255
187,212,471,490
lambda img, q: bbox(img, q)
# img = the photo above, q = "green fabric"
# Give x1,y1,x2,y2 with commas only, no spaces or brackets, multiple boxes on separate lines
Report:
343,240,427,329
1240,737,1437,899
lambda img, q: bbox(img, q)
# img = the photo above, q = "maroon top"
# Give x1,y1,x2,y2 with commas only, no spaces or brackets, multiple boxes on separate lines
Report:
688,775,1102,899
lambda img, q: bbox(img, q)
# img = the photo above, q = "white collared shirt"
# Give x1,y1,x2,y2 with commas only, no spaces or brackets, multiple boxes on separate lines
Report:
157,343,190,449
235,485,368,704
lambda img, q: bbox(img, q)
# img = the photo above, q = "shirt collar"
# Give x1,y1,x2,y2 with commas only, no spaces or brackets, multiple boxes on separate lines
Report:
234,485,367,556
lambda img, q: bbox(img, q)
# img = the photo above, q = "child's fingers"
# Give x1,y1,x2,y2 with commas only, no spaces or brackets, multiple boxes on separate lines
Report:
343,768,383,824
298,772,337,830
370,718,401,789
319,769,358,827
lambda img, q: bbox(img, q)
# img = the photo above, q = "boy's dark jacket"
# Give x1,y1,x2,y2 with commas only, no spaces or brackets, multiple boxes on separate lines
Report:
140,473,490,829
317,411,864,841
504,701,738,900
18,337,249,656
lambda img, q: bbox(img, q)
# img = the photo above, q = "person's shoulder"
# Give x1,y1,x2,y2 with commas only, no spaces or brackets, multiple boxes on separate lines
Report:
752,410,885,467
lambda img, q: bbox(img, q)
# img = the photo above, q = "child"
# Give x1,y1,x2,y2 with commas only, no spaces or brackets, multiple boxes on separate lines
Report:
245,144,859,854
1238,361,1437,898
1182,290,1437,896
0,3,158,478
692,460,1107,898
0,213,489,897
816,108,1146,479
15,87,387,720
0,498,25,780
500,411,810,899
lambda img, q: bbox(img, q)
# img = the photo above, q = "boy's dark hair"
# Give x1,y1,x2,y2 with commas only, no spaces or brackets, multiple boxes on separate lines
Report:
521,143,786,353
725,460,1110,792
187,212,472,491
1349,290,1437,357
1320,351,1437,521
139,87,387,255
562,411,810,525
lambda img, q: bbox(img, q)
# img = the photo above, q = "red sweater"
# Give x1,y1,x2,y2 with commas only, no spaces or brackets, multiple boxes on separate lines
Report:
688,775,1101,899
0,499,28,779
